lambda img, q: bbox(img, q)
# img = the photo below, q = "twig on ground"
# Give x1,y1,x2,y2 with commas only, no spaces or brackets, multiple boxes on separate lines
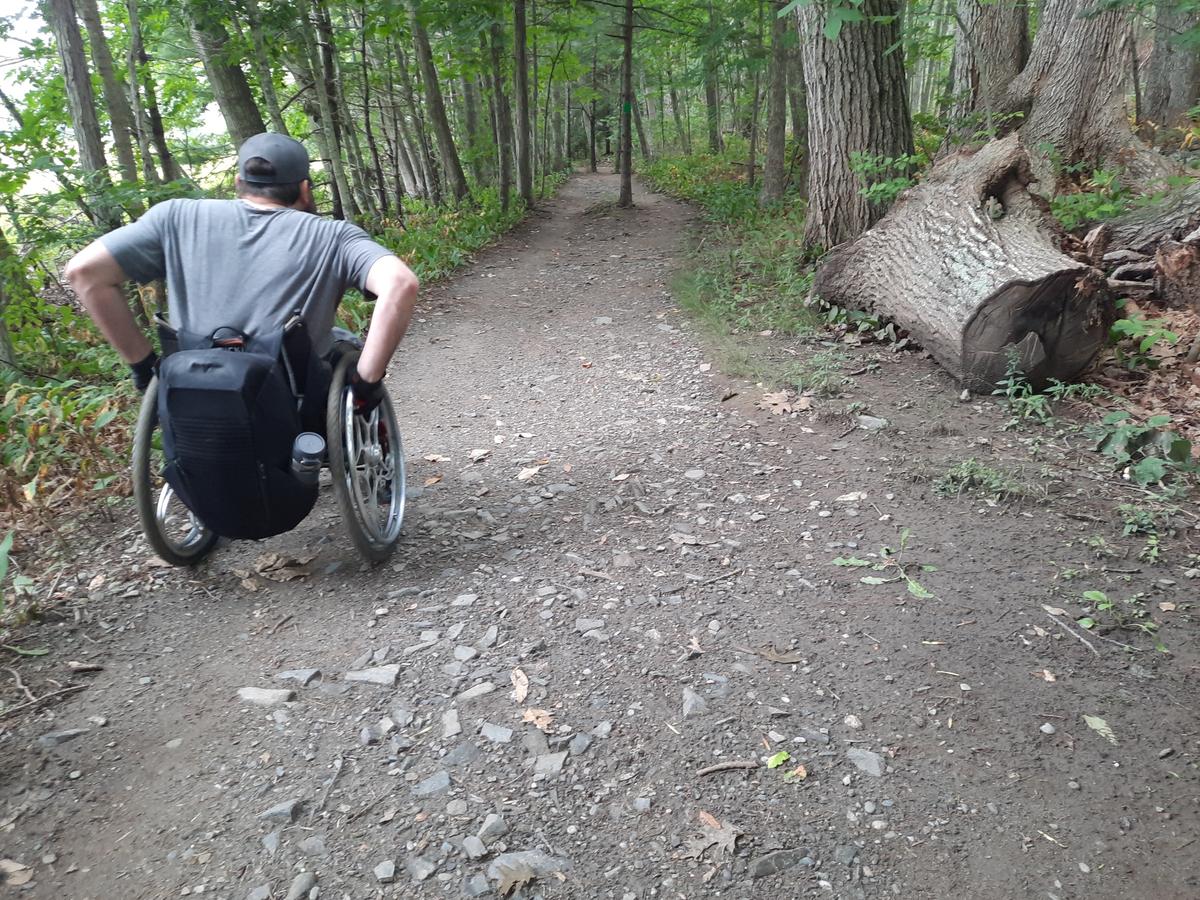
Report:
270,614,294,635
4,667,35,703
695,759,759,776
1045,613,1100,656
311,755,345,822
0,684,86,718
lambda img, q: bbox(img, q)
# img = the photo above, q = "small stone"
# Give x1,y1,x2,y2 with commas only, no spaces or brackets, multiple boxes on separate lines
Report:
681,687,707,718
856,415,888,430
798,727,830,744
1158,747,1175,759
165,738,183,749
1040,723,1057,735
1068,780,1081,790
444,741,481,767
864,801,877,814
750,849,809,879
684,469,705,479
374,860,396,884
575,617,605,632
534,751,568,776
612,550,635,567
37,728,90,748
447,799,469,816
275,668,320,686
846,748,886,777
258,798,303,823
568,733,593,755
844,714,863,730
457,681,496,702
463,873,490,897
283,872,317,900
454,645,478,662
344,665,400,687
298,835,327,857
834,845,859,866
462,835,488,860
246,886,271,900
591,720,613,738
413,770,451,796
478,813,508,844
477,625,499,649
262,831,280,855
1079,862,1091,874
481,722,514,743
406,856,436,882
443,708,462,739
237,687,295,706
632,797,651,813
452,593,478,607
486,850,570,881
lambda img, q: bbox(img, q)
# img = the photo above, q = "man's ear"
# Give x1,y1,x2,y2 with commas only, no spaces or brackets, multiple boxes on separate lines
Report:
296,179,313,210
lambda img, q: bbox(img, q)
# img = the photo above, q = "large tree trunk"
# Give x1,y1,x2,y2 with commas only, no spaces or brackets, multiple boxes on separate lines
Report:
187,11,266,146
489,23,516,212
394,39,440,206
1108,180,1200,253
1144,1,1200,131
704,2,723,153
760,0,789,204
798,0,914,247
514,0,534,205
321,5,375,216
814,135,1112,391
462,73,488,186
617,0,634,207
44,0,121,231
945,0,1028,146
1003,0,1180,193
76,0,140,200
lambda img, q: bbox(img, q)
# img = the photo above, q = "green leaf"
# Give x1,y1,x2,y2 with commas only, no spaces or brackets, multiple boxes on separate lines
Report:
1077,617,1096,629
833,557,872,567
767,750,790,769
906,580,933,599
1131,457,1167,485
2,644,49,657
1082,590,1108,603
0,531,12,585
1083,714,1117,745
860,575,889,585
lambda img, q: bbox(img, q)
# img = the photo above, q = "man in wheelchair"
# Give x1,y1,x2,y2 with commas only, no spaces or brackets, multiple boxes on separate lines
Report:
64,133,420,562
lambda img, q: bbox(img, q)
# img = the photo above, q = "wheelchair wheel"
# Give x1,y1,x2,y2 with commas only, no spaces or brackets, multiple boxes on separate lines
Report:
132,377,218,566
327,352,406,563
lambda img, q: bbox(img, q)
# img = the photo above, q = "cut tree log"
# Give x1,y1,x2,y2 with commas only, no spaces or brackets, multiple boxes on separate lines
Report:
1154,240,1200,310
1107,180,1200,254
811,135,1113,392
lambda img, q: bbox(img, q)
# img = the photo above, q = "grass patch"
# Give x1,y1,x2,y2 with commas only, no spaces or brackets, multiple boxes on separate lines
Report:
933,459,1027,501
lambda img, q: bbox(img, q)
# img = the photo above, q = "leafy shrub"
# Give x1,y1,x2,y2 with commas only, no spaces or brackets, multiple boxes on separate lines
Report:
1091,411,1197,486
1109,315,1179,370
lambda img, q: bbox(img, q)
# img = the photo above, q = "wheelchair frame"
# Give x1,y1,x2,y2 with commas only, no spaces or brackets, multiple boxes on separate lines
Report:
131,346,406,566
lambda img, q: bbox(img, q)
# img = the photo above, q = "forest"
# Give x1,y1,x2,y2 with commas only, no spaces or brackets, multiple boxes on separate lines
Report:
0,0,1197,519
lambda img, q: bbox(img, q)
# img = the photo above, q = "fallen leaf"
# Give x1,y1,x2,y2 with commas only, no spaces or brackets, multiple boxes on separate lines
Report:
517,465,544,482
0,860,32,886
835,491,868,502
240,578,260,592
522,708,554,731
253,552,316,582
1042,605,1069,617
767,750,790,769
782,764,808,783
741,644,804,664
1083,714,1117,745
697,810,721,830
756,390,794,415
510,667,529,703
469,448,491,463
423,453,450,463
1158,601,1177,612
423,474,443,487
1034,669,1057,682
497,861,537,897
563,463,573,473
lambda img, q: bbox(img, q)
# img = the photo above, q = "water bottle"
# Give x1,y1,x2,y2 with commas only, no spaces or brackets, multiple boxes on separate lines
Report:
291,432,325,485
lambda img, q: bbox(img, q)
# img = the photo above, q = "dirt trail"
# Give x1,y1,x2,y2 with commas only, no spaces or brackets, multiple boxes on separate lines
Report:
2,173,1197,900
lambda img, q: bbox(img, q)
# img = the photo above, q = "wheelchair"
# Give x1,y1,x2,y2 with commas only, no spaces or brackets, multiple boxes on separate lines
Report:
131,321,406,567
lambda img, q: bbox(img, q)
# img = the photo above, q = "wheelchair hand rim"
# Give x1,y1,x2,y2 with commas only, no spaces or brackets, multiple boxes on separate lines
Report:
154,483,213,553
339,388,405,547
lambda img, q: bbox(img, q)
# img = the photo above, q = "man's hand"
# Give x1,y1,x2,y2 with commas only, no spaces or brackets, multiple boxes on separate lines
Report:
130,350,158,393
350,366,386,415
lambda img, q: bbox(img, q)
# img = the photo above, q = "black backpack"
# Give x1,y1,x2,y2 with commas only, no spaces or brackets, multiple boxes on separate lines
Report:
156,322,328,540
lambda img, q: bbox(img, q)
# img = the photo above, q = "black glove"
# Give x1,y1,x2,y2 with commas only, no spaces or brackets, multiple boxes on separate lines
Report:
350,366,386,415
129,350,158,393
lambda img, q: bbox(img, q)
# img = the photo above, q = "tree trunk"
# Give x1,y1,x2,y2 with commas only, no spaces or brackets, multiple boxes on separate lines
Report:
321,4,375,216
760,0,789,204
1155,238,1200,310
589,37,598,172
462,73,488,186
359,21,389,214
633,94,652,161
1144,0,1200,130
187,10,266,146
76,0,140,200
514,0,534,205
745,0,765,187
243,0,289,134
127,0,181,182
704,2,723,153
945,0,1028,145
1003,0,1180,193
669,72,690,153
395,39,440,205
1107,180,1200,253
489,23,516,212
798,0,914,247
813,135,1112,391
299,0,356,218
617,0,635,207
44,0,121,232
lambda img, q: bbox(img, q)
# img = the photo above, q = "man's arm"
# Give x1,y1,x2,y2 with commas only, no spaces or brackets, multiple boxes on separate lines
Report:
355,255,419,383
65,241,152,364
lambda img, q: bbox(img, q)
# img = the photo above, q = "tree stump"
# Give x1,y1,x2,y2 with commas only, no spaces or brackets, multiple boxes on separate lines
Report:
812,135,1113,392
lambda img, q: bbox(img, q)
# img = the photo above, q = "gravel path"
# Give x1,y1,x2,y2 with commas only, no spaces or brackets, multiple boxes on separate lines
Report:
2,173,1197,900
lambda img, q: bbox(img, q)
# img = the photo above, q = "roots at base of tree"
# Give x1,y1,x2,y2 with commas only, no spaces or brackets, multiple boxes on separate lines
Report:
812,134,1114,392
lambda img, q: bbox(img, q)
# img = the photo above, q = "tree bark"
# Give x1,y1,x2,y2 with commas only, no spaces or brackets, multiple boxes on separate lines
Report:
945,0,1028,145
798,0,914,247
243,0,289,134
186,9,266,147
489,23,516,212
1108,180,1200,253
704,2,723,153
299,0,356,218
394,38,440,205
322,4,375,216
814,135,1113,391
514,0,534,205
126,0,181,182
462,73,488,186
1144,0,1200,130
760,0,789,204
617,0,635,207
76,0,140,199
633,94,652,162
44,0,121,231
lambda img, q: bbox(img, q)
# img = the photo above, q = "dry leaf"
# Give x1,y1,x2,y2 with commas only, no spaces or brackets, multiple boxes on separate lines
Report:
0,860,32,886
563,462,573,473
1083,714,1117,745
786,764,808,782
424,474,443,487
240,578,260,592
697,810,721,830
1042,605,1069,617
743,644,805,665
835,491,868,503
517,465,544,482
497,861,537,897
423,453,450,463
756,390,794,415
253,553,316,582
510,668,529,703
470,448,491,463
522,708,554,731
1158,601,1177,612
1034,669,1057,682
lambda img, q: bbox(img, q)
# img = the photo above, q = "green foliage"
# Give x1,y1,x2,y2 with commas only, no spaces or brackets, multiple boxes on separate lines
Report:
1049,168,1133,230
934,459,1024,501
993,356,1053,427
832,528,936,599
1109,314,1179,370
1090,411,1197,487
1078,589,1161,642
849,152,926,206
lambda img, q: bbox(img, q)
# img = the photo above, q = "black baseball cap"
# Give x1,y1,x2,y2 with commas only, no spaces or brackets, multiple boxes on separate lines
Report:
238,133,310,184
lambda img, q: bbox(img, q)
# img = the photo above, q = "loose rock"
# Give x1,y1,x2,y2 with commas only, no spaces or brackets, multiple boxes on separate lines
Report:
344,665,400,687
846,748,886,777
236,687,295,706
283,872,317,900
374,860,396,884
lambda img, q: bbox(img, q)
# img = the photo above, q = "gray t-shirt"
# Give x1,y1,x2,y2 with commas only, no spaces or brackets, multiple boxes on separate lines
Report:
100,198,393,354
